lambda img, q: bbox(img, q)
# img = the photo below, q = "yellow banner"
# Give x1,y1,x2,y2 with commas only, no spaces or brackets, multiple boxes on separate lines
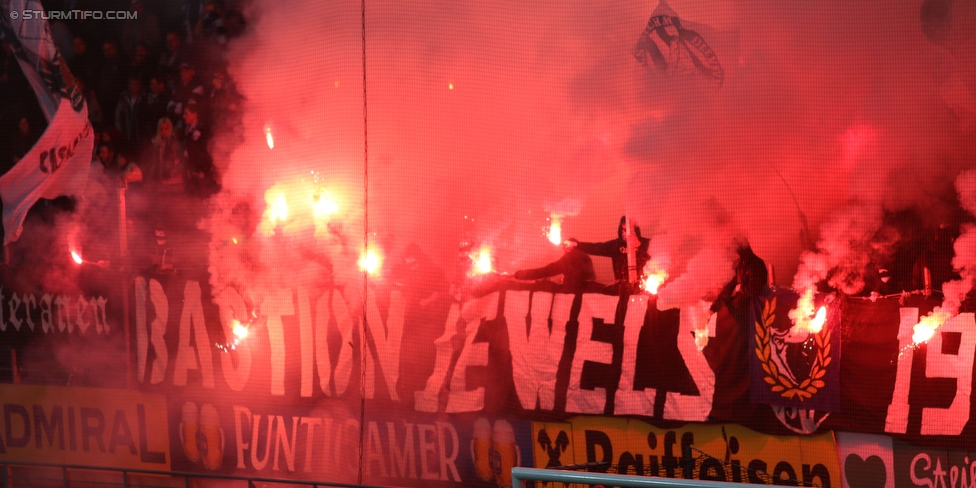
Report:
533,418,838,486
0,384,170,470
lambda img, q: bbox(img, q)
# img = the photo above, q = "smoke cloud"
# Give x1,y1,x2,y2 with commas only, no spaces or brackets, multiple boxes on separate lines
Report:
198,0,975,311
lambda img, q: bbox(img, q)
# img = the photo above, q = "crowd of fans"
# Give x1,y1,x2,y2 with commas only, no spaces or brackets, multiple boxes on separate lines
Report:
0,0,246,269
0,0,244,187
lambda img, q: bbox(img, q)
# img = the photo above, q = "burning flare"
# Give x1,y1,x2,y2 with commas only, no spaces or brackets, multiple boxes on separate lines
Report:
269,193,288,223
912,308,950,345
265,126,274,149
258,181,344,236
547,216,562,245
313,190,339,218
471,246,493,275
70,250,83,265
359,249,382,275
642,269,669,295
232,320,249,340
788,289,827,335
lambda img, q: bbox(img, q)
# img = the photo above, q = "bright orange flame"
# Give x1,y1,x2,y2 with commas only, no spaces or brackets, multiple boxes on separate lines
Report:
313,191,339,218
788,289,825,335
913,309,950,344
809,306,827,334
642,270,669,295
232,321,249,340
269,193,288,223
547,217,562,245
265,127,274,149
471,247,492,274
359,250,382,275
70,251,83,265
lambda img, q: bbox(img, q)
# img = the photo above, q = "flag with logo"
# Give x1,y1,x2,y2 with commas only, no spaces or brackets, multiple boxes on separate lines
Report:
749,287,841,412
633,0,737,89
0,0,92,244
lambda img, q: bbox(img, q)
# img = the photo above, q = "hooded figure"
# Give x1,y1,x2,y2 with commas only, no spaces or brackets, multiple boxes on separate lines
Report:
567,215,650,283
711,242,769,314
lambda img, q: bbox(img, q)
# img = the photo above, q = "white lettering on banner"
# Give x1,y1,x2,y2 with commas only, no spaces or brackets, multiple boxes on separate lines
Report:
252,414,274,470
886,308,918,434
234,406,251,468
136,278,169,384
55,295,70,332
366,421,388,477
566,294,618,414
215,287,251,391
417,424,438,479
92,297,108,333
299,417,323,473
119,278,976,436
261,288,294,396
297,289,314,397
387,421,417,478
614,295,653,415
9,293,23,331
445,293,498,412
173,281,214,388
231,406,458,480
364,290,405,401
506,291,569,411
39,294,52,333
328,289,356,396
909,452,976,488
921,313,976,435
415,302,461,412
664,301,716,421
273,416,300,471
74,296,90,333
0,288,107,335
135,278,149,381
23,294,36,331
886,310,976,435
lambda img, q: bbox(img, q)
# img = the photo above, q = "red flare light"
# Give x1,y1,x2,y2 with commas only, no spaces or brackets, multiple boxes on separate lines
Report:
313,191,339,217
359,250,382,275
471,246,493,275
809,306,827,334
547,217,562,245
269,193,288,223
789,289,826,335
642,270,668,295
232,321,249,340
265,126,274,149
913,308,950,345
71,251,83,265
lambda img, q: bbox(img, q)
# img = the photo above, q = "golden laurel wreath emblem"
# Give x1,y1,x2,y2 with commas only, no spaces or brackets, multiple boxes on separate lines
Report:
754,296,832,401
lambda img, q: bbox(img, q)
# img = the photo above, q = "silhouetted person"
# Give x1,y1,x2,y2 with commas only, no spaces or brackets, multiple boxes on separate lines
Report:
565,215,650,288
512,244,598,293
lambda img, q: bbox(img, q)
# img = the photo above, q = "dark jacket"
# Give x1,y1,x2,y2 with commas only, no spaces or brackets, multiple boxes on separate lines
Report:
570,216,650,282
513,249,597,292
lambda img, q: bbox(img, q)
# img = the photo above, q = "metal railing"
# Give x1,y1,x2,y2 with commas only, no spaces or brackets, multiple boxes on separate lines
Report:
512,467,740,488
2,461,387,488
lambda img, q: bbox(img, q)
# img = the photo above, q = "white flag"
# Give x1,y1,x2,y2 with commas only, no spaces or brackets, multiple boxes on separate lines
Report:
0,0,75,121
0,0,91,244
0,98,93,244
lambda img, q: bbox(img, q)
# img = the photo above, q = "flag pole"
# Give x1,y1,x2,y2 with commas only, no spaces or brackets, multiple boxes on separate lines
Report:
119,182,133,388
625,215,638,285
